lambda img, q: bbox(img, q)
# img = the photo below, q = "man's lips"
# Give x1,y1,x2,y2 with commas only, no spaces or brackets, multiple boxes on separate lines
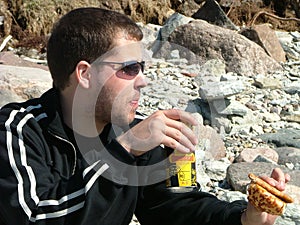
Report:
130,100,139,107
130,96,140,108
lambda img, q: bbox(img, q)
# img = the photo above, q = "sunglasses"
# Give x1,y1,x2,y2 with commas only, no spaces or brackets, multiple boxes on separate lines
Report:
98,60,145,80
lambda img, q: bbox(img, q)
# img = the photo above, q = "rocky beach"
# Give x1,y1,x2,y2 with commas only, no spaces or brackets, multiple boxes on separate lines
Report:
1,2,300,224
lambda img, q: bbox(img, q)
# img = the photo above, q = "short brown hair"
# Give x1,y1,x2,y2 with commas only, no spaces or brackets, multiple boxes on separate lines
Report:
47,7,143,90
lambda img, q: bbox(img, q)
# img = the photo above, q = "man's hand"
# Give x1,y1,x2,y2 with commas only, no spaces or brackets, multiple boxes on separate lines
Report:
116,109,199,156
241,168,291,225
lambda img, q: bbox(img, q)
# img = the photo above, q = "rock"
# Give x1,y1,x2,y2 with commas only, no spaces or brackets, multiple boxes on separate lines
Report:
253,76,282,89
159,12,193,42
253,154,278,164
217,190,248,203
284,81,300,95
282,113,300,123
192,0,238,30
0,89,24,107
0,65,52,107
226,162,300,197
285,184,300,205
175,0,201,17
276,31,300,60
168,20,283,77
212,99,249,116
203,159,231,181
275,147,300,169
138,23,161,49
240,24,286,62
262,111,281,122
196,59,226,81
195,160,212,191
197,124,226,160
150,12,194,60
259,129,300,148
0,51,48,70
235,147,279,163
277,198,300,224
199,80,246,101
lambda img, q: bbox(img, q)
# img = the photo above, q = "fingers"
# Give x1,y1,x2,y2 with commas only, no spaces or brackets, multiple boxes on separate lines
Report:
270,168,290,191
163,109,198,127
163,124,197,153
162,110,198,153
260,168,290,191
118,109,199,155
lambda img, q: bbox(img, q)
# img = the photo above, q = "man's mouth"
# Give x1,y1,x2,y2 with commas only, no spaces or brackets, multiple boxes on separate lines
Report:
130,95,140,108
130,100,139,107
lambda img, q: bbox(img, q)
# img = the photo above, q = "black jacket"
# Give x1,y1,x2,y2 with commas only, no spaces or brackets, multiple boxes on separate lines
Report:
0,88,247,225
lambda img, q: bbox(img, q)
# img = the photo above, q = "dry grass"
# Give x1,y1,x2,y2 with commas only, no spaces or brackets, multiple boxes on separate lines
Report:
10,0,100,36
0,0,173,38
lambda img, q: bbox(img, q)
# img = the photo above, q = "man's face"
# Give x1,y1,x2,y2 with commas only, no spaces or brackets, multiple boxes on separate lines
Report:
90,38,147,127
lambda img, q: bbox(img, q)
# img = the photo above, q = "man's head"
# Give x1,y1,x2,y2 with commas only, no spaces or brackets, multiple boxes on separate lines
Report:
47,7,143,90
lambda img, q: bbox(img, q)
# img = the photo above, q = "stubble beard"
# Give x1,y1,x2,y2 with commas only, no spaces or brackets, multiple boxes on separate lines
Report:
95,86,134,129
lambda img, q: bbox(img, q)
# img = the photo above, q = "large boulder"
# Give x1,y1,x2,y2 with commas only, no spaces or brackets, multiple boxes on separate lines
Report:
227,162,300,204
0,65,52,107
168,20,283,77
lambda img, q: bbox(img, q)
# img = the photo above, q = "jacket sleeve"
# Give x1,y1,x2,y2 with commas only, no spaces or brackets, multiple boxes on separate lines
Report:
0,108,137,225
135,147,247,225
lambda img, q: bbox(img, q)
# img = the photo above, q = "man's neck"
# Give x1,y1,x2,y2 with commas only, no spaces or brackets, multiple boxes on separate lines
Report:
59,89,105,138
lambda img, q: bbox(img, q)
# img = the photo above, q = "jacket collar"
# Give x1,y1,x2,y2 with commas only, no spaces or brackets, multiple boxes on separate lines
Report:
39,88,70,140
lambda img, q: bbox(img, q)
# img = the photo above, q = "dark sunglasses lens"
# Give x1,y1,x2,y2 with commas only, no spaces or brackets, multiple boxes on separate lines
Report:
122,62,143,76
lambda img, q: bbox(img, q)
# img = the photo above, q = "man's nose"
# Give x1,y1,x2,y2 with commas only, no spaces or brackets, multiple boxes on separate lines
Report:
134,73,148,89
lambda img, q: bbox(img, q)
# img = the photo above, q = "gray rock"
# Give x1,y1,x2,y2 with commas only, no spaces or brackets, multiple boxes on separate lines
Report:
275,147,300,168
212,99,249,116
227,162,300,200
192,0,238,30
159,12,193,42
195,59,226,83
199,80,246,101
203,159,231,181
259,129,300,148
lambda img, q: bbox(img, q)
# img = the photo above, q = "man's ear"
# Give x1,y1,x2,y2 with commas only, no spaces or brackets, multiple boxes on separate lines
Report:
75,60,91,89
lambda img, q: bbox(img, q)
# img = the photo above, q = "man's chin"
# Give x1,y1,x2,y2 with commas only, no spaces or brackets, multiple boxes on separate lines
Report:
111,113,135,128
124,112,136,126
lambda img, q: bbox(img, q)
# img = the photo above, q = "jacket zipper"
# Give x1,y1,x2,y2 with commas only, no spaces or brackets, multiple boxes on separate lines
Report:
48,130,77,176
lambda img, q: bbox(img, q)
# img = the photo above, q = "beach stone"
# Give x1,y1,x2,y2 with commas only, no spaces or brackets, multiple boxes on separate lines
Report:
235,147,279,163
192,0,238,30
226,162,300,203
168,20,283,77
197,124,226,160
0,65,52,107
275,147,300,168
259,129,300,148
240,24,286,62
199,80,246,101
253,76,282,89
0,51,48,70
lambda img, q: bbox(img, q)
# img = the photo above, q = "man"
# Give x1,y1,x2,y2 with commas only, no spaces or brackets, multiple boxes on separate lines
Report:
0,7,290,225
